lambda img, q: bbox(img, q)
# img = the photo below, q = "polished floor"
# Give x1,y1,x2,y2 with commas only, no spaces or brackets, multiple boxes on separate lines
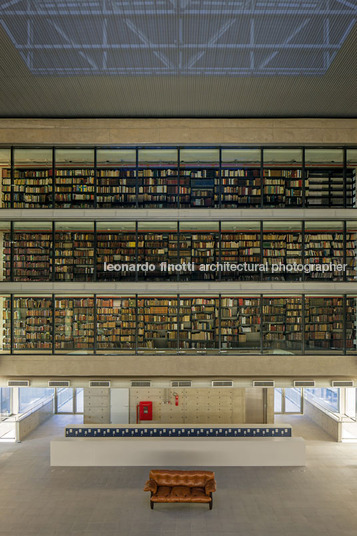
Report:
0,414,356,536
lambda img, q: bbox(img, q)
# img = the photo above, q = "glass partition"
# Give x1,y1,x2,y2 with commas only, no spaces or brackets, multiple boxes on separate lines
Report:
137,222,178,281
346,296,357,354
55,296,94,353
263,148,303,208
221,148,261,208
180,149,219,208
13,148,53,209
54,222,94,282
346,149,357,209
305,221,344,281
262,221,302,281
179,296,219,353
97,149,136,208
0,149,11,208
19,388,54,413
263,296,302,354
96,296,136,354
138,149,178,208
96,222,136,281
179,222,219,280
346,222,357,282
13,221,52,281
13,296,52,353
220,296,261,353
0,295,10,353
137,296,178,353
305,149,345,207
55,148,95,208
305,296,344,354
0,222,10,282
221,221,261,280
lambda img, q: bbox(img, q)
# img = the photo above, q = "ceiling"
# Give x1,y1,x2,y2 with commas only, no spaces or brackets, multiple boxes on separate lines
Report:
0,0,356,118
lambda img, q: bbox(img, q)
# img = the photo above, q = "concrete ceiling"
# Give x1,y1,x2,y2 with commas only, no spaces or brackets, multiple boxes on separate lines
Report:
0,0,356,118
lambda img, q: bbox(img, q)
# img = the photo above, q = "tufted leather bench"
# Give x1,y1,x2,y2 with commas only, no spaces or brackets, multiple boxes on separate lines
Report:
144,469,216,509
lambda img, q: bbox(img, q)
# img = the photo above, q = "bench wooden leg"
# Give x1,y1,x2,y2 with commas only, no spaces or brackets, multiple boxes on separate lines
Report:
150,501,154,509
209,493,213,510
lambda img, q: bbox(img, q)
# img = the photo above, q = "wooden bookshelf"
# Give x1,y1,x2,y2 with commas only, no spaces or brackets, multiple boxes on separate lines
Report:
55,297,94,351
2,298,11,352
305,297,344,351
220,168,261,208
137,230,178,280
305,230,344,280
55,231,94,281
179,168,218,208
346,297,357,353
4,231,52,282
346,230,357,281
179,230,218,280
96,297,136,351
263,229,302,280
263,169,303,207
179,297,218,350
137,297,178,350
263,297,302,353
97,168,136,207
221,230,261,280
96,230,137,281
13,297,52,352
306,169,345,207
2,168,53,208
138,168,178,207
55,168,95,208
220,297,260,351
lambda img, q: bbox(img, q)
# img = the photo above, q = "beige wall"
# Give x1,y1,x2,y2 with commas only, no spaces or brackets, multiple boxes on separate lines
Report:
17,398,54,441
83,388,110,424
303,398,341,442
0,118,356,145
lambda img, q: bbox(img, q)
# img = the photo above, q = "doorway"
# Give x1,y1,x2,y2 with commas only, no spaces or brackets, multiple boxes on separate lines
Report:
55,388,84,414
275,388,303,414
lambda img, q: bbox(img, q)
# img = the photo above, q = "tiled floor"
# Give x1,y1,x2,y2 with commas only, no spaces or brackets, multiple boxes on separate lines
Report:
0,414,357,536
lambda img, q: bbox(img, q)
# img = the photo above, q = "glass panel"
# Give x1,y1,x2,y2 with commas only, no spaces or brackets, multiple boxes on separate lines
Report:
305,221,344,281
137,222,178,281
96,296,136,354
220,296,260,353
0,295,11,353
263,296,302,354
221,222,261,281
75,388,84,413
305,149,345,207
96,222,136,281
346,296,357,354
305,296,344,354
221,149,261,208
274,388,283,413
55,296,94,353
179,222,219,280
97,149,136,208
137,296,178,353
346,222,357,281
180,149,219,208
56,388,74,413
0,388,11,419
346,150,357,208
138,149,178,208
0,148,11,208
55,222,94,282
55,149,94,208
263,149,303,208
284,388,302,413
305,388,340,412
13,148,53,209
13,296,52,353
347,149,357,165
179,296,219,353
0,222,10,282
262,221,302,281
13,221,52,281
19,388,54,413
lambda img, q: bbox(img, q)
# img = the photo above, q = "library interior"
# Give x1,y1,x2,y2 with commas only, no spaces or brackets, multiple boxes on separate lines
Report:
0,2,357,535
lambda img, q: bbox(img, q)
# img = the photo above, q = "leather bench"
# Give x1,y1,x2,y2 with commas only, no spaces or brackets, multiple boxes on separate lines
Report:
144,469,216,509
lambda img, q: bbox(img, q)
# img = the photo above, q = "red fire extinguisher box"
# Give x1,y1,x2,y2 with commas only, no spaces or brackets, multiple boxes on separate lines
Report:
139,401,153,421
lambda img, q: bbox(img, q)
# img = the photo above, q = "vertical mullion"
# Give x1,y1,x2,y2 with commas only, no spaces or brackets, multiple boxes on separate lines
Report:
302,147,306,208
10,147,14,209
52,147,55,208
343,220,347,283
177,293,180,354
135,221,138,282
177,221,180,282
260,293,263,355
94,147,98,208
260,220,263,282
302,221,305,283
218,294,222,351
343,294,347,356
343,148,347,208
52,221,55,282
52,294,55,355
135,294,138,355
177,148,180,209
260,148,264,208
218,220,222,281
93,294,97,355
135,148,139,208
218,147,222,209
10,294,13,355
93,221,97,282
302,294,305,355
10,220,14,282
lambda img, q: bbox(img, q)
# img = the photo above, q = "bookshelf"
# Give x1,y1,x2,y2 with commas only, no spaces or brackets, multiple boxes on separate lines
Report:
305,297,344,352
220,225,261,280
137,226,178,280
55,227,94,281
346,225,357,281
263,169,303,207
96,225,137,281
137,297,178,351
55,168,95,208
179,225,219,280
138,168,178,208
6,228,53,282
262,225,302,280
220,297,261,352
1,297,11,352
305,225,344,281
179,297,219,351
13,297,52,352
96,297,136,352
97,168,136,207
179,168,218,208
346,297,357,353
263,297,302,353
55,297,94,352
1,168,53,208
220,168,261,208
